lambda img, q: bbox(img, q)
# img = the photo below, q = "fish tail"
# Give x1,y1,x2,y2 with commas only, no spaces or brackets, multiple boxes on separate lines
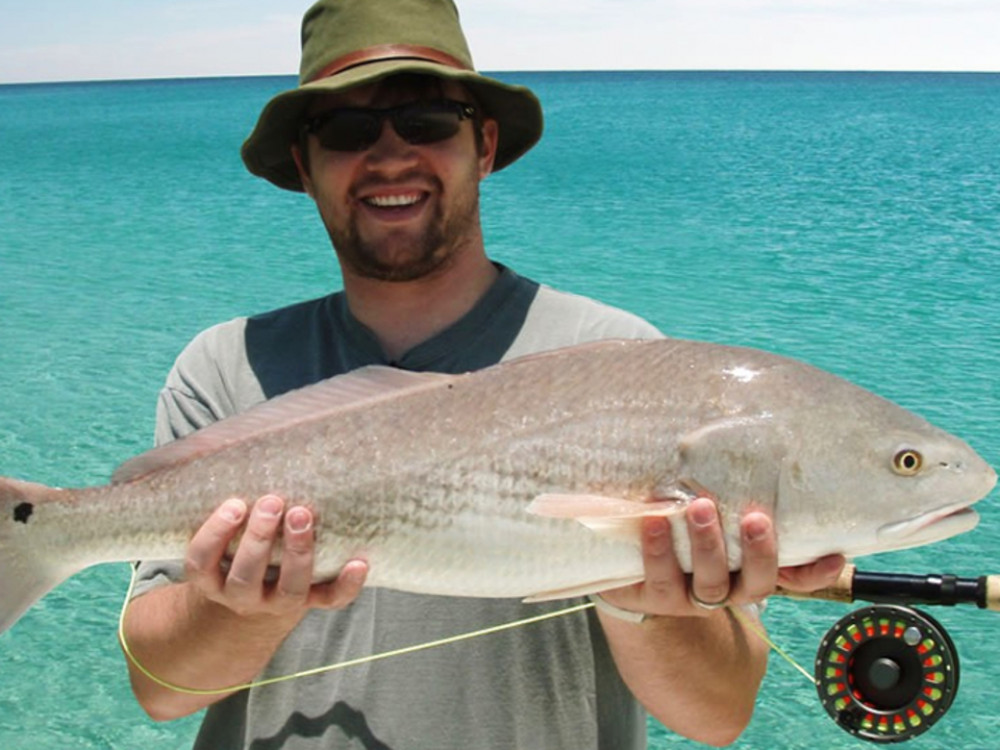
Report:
0,476,72,634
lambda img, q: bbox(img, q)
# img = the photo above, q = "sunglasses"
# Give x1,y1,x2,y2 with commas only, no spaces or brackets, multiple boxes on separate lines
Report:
302,99,477,152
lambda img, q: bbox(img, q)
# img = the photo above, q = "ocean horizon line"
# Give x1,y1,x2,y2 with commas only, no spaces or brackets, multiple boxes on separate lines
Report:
3,67,1000,88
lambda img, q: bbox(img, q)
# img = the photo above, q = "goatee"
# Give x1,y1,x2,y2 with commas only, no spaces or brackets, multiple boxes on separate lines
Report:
335,214,452,282
328,176,481,283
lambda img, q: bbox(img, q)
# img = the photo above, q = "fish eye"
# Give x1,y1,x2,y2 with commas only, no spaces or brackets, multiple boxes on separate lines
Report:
892,449,923,475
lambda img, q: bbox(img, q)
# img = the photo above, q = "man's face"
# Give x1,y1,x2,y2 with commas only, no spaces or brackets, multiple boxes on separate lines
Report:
293,77,499,283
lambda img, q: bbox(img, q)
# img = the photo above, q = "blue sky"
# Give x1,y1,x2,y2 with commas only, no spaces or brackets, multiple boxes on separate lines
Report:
1,0,998,84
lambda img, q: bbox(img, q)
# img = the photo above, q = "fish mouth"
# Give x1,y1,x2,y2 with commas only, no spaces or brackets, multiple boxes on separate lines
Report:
877,462,996,546
877,505,980,545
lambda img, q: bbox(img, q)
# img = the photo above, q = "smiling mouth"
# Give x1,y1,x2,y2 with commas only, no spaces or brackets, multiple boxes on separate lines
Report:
363,192,425,208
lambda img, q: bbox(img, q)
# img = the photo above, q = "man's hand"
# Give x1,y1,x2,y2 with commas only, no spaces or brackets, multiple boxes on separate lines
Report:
593,497,845,744
124,494,369,721
186,494,369,622
598,496,844,618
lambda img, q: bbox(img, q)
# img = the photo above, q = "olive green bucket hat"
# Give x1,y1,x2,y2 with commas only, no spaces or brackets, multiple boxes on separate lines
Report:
241,0,544,192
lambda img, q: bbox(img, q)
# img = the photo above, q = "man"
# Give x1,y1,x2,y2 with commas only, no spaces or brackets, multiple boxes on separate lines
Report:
122,1,843,748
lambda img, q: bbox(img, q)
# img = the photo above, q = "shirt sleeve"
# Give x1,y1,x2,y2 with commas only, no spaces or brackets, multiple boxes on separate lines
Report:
502,284,663,361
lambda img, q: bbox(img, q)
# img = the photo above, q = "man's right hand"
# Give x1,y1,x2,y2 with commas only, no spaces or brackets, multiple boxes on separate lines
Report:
186,495,368,621
123,495,368,721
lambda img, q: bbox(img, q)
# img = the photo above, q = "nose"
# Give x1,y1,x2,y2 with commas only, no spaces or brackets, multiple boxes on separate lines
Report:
364,118,418,165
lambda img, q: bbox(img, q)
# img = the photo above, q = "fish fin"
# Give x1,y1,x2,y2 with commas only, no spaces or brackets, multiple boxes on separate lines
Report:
523,576,647,603
0,477,78,634
527,493,685,518
504,338,643,367
527,494,685,542
113,366,456,484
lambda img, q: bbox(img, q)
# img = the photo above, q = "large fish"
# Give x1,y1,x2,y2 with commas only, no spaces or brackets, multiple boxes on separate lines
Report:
0,339,995,633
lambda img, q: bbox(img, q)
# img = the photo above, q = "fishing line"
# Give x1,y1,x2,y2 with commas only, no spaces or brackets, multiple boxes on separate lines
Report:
117,566,596,696
729,604,817,685
118,564,818,696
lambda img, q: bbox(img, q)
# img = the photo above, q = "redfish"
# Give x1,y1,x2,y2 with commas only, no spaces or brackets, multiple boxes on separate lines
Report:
0,339,995,633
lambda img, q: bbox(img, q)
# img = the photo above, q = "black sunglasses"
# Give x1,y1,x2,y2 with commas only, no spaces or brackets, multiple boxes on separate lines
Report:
302,99,477,152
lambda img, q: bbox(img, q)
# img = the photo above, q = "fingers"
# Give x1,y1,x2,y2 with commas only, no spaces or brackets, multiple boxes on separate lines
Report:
597,499,782,621
592,516,687,619
635,516,688,608
309,559,369,609
685,500,778,611
272,504,317,600
185,498,248,597
185,495,366,618
686,498,732,607
226,495,285,594
598,498,846,623
596,501,741,619
778,554,846,592
729,511,778,603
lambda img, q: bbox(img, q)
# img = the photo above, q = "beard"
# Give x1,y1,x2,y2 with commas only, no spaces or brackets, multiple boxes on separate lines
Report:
322,171,482,283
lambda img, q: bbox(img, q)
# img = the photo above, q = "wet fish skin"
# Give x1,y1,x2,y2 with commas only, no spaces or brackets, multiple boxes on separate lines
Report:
0,338,995,634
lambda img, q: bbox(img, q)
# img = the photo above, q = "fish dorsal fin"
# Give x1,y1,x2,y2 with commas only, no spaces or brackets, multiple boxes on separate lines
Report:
504,338,641,367
112,366,455,484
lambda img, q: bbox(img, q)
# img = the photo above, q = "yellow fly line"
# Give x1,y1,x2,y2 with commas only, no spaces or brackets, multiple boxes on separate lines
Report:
729,605,817,685
117,566,596,696
118,566,815,696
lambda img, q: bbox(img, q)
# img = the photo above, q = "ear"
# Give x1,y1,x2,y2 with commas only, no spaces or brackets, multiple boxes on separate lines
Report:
291,142,316,197
478,118,499,178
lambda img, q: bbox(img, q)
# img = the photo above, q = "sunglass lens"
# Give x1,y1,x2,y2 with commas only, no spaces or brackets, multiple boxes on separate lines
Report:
315,111,382,151
308,102,469,151
394,106,462,145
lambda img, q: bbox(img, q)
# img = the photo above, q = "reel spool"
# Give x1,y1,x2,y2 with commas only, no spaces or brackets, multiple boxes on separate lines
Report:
814,605,959,743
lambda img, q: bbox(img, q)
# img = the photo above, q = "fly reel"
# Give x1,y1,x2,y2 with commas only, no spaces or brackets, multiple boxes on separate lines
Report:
814,604,959,743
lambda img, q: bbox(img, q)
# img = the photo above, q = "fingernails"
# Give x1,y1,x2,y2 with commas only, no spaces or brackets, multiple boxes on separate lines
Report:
645,517,668,537
339,559,368,586
286,507,312,533
743,516,770,543
220,499,246,523
690,499,716,528
643,517,671,556
256,495,283,517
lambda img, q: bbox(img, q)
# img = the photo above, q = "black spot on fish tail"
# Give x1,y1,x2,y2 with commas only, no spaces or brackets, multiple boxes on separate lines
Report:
13,502,33,524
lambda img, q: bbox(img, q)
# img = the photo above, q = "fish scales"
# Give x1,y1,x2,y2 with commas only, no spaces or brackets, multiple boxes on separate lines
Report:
0,338,995,632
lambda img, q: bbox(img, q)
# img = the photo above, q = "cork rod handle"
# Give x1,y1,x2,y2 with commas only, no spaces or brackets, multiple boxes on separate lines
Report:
774,563,857,604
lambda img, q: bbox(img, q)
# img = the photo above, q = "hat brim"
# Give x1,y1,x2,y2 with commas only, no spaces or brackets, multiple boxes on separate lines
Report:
241,60,543,192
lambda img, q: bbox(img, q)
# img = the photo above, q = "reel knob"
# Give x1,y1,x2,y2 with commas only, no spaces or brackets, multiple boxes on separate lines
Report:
814,604,959,743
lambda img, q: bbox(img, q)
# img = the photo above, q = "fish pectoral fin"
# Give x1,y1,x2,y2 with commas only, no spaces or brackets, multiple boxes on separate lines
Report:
527,494,685,542
527,493,684,519
523,576,646,603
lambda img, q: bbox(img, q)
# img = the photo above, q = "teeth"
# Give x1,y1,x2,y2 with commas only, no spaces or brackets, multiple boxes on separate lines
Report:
365,193,421,207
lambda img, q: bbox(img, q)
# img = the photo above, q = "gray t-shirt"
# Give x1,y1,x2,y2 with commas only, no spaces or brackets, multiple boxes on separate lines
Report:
135,266,662,750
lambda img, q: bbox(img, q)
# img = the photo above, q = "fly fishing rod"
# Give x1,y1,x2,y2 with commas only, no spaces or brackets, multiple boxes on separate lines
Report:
777,563,1000,610
775,564,1000,743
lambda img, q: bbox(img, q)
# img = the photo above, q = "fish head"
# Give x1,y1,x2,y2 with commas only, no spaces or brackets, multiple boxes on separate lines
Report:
867,429,995,548
773,396,996,565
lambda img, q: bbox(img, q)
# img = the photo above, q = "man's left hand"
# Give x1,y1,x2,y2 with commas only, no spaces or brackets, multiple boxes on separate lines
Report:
598,496,845,618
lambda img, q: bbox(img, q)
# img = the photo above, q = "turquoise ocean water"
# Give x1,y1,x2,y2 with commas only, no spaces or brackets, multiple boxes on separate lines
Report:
1,71,998,748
